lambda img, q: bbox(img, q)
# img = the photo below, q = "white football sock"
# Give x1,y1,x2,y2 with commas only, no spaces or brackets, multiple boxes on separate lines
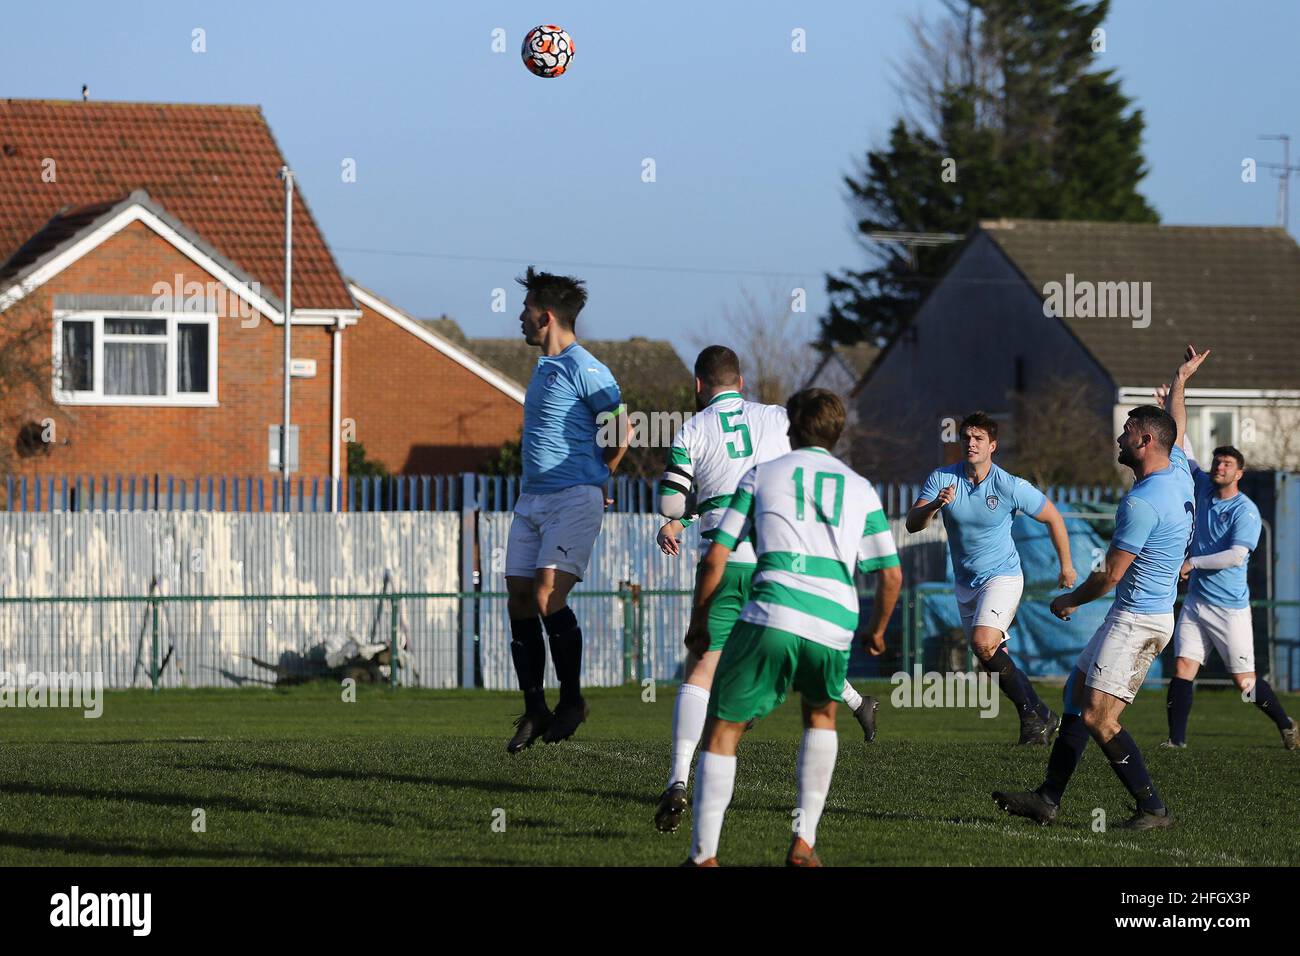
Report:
794,728,839,847
840,680,863,711
690,751,736,863
668,683,710,789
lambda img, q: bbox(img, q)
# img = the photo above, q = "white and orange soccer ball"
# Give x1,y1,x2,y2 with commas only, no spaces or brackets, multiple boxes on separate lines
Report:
521,24,574,77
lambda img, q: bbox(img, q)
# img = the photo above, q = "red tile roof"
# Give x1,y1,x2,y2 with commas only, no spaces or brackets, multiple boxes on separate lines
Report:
0,99,353,310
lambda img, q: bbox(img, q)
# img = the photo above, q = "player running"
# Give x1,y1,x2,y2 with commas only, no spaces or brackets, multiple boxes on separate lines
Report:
906,412,1076,744
682,389,902,866
504,267,628,754
652,348,881,835
1154,386,1298,750
993,345,1206,830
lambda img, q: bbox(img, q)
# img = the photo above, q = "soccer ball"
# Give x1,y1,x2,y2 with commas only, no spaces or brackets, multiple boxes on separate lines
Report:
521,24,574,78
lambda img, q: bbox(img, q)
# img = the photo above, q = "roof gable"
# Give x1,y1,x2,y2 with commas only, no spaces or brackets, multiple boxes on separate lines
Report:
0,99,352,310
347,283,525,404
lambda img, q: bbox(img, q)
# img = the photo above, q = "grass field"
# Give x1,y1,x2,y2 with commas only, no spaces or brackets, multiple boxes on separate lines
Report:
0,680,1296,866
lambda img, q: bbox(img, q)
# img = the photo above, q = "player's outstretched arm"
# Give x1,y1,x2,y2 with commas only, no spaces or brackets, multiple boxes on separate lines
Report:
1167,344,1211,447
1031,498,1077,589
1049,547,1136,620
861,564,902,656
1155,383,1199,469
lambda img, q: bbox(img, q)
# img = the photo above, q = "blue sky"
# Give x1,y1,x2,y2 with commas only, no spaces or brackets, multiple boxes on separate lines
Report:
4,0,1298,359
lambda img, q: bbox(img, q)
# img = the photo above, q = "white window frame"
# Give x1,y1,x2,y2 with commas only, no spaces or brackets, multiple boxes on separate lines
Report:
1198,405,1239,455
52,310,219,406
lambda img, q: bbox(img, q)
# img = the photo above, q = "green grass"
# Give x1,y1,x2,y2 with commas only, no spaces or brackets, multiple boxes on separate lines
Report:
0,681,1295,866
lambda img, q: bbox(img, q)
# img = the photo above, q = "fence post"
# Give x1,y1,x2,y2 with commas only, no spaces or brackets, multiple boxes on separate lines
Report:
390,589,400,690
150,586,161,693
460,473,478,689
900,587,912,673
619,581,633,683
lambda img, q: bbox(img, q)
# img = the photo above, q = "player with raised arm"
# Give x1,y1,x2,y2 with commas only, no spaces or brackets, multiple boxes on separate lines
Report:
503,267,629,754
652,348,882,835
1152,385,1299,751
906,412,1077,744
682,389,902,867
993,345,1206,830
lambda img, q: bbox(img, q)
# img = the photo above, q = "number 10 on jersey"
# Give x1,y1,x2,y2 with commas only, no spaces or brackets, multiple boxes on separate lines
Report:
793,467,844,527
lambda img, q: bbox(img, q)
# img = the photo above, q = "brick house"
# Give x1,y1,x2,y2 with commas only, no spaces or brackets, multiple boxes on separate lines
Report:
0,97,695,497
851,219,1300,481
0,99,358,496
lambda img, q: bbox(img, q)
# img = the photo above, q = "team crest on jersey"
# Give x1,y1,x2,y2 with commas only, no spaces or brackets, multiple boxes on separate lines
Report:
546,372,559,387
986,495,999,510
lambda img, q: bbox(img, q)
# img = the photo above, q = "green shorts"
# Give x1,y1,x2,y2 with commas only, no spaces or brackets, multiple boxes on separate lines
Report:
705,562,754,652
708,620,849,723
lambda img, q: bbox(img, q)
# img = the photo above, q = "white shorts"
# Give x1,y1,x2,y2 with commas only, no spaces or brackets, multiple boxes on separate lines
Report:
954,575,1024,640
1075,606,1175,704
1174,596,1255,673
505,484,605,581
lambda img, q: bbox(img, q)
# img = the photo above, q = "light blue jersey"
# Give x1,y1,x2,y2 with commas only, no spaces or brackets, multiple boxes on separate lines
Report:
1188,469,1260,610
1111,445,1195,614
521,343,622,495
920,463,1047,589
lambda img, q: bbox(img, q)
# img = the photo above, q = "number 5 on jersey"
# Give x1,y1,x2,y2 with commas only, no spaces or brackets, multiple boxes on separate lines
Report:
718,410,753,459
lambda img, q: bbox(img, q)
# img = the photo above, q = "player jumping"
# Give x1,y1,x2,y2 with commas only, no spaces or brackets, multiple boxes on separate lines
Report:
683,389,902,866
652,347,881,835
994,345,1206,830
906,412,1076,744
504,267,628,754
1154,385,1299,750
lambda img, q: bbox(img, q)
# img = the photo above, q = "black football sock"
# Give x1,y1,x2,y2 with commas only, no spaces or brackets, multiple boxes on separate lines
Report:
1251,678,1291,731
1037,714,1088,806
1166,677,1193,745
980,646,1040,718
542,606,583,706
1099,729,1165,814
509,616,548,713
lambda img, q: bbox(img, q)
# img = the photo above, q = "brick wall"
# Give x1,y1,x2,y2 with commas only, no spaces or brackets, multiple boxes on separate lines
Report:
1,220,339,478
346,299,523,474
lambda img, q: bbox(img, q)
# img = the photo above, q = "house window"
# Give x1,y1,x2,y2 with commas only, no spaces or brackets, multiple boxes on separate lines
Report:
1202,406,1238,452
53,311,217,405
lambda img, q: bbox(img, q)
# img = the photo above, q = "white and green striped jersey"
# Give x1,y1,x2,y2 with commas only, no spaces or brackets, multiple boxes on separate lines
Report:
656,391,790,564
712,447,900,652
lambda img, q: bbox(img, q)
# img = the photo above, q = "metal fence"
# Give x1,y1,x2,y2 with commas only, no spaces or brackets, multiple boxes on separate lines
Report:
2,472,1125,514
1,483,1296,692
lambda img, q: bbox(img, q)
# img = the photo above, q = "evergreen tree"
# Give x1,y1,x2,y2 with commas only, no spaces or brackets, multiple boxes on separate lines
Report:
822,0,1157,347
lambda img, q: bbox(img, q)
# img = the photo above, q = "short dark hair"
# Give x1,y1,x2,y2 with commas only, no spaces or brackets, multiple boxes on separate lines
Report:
786,388,845,450
1214,445,1245,470
1126,404,1176,452
516,266,587,330
694,345,741,388
959,411,999,442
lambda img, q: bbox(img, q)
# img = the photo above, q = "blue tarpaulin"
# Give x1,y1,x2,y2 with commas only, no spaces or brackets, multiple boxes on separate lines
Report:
913,506,1156,679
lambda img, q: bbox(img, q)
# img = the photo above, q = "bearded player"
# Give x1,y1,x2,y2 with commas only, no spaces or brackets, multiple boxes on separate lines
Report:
504,267,628,754
683,389,902,866
994,345,1206,830
1152,385,1298,750
907,412,1076,744
652,347,881,834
